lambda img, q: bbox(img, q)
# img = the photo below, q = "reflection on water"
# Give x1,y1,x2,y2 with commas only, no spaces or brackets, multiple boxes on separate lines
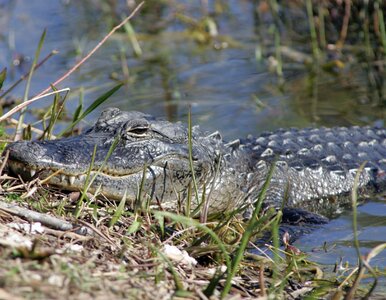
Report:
1,0,386,272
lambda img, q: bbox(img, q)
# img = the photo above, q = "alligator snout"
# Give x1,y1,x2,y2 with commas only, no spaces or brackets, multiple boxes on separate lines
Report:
6,140,48,165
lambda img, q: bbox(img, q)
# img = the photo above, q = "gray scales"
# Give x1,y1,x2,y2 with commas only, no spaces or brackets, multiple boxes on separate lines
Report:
5,108,386,224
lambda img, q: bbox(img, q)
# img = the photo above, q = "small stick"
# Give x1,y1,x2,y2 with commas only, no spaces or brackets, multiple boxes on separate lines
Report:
0,200,74,231
76,218,117,247
44,227,92,241
0,150,9,176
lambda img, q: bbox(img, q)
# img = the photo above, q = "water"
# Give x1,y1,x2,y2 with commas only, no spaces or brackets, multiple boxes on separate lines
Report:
296,199,386,265
1,0,386,283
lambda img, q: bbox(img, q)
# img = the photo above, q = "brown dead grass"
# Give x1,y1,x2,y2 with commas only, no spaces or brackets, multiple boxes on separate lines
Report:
0,173,322,300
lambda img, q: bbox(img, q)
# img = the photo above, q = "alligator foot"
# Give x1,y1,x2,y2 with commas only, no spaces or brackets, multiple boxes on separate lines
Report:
281,207,329,225
275,208,329,244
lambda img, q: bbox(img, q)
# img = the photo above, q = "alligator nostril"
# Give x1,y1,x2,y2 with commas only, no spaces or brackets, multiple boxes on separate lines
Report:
99,107,121,121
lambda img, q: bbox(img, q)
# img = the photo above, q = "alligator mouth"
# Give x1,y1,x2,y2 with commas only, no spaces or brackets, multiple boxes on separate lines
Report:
7,152,187,181
7,157,183,202
7,159,141,200
8,160,86,185
6,154,184,196
7,159,143,183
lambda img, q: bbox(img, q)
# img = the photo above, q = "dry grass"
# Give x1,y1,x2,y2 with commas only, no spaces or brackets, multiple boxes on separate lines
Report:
0,173,324,300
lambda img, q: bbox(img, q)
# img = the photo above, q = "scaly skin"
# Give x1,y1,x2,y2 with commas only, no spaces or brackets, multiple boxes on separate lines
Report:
5,108,386,218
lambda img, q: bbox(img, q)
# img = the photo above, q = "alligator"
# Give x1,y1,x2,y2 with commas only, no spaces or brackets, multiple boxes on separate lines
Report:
5,108,386,223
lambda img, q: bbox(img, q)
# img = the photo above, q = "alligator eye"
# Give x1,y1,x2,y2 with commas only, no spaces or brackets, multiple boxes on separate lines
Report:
122,119,150,138
127,126,149,137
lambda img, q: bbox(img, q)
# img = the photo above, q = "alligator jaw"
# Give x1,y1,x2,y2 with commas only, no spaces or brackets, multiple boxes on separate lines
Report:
6,152,197,203
7,159,84,189
5,109,219,210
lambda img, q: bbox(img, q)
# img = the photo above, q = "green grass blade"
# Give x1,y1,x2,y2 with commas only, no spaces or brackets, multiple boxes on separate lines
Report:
345,162,367,299
221,163,275,298
375,0,386,52
187,109,202,217
0,68,6,90
123,21,142,57
351,163,367,257
306,0,320,59
42,85,68,140
203,267,224,297
74,135,121,218
59,83,123,136
15,29,46,139
269,211,282,293
45,85,60,139
109,190,127,228
135,164,148,212
78,83,123,121
72,87,84,123
74,144,98,218
126,219,142,235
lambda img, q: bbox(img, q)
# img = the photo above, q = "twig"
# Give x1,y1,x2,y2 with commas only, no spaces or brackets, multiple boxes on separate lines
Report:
337,0,351,48
0,175,17,180
259,265,266,297
0,88,70,123
0,200,74,231
0,150,9,176
44,227,92,241
76,218,117,247
4,182,32,192
36,1,144,98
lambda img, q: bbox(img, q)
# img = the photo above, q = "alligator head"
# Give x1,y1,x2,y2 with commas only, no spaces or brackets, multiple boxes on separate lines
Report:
6,108,252,214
